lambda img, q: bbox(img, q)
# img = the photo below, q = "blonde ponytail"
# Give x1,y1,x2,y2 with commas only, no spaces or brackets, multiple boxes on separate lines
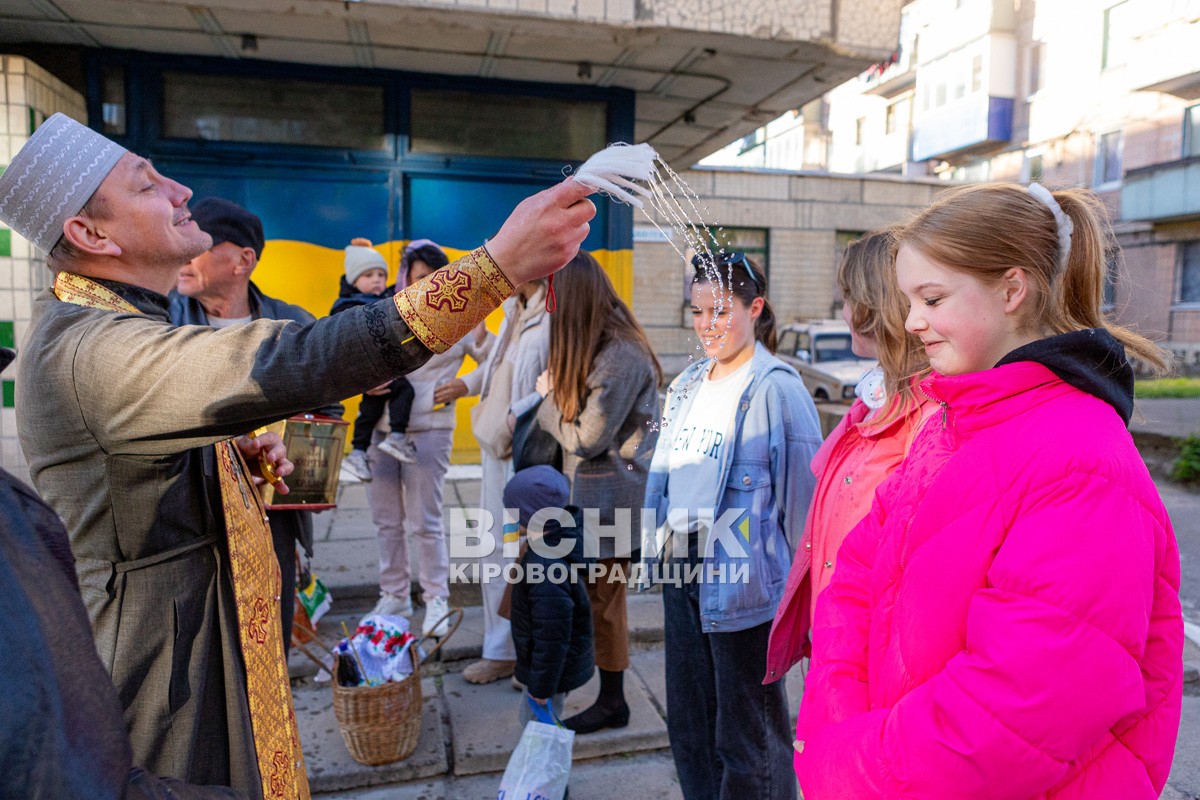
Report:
896,183,1170,375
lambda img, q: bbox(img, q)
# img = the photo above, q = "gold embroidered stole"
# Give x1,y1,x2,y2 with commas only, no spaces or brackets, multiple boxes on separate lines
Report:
53,271,310,800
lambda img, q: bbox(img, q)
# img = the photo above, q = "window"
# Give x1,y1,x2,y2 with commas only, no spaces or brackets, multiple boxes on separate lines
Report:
162,72,386,150
971,54,984,93
1026,152,1045,183
706,226,769,280
738,129,764,154
885,102,898,134
410,89,607,161
1185,104,1200,158
1104,244,1120,310
855,116,866,146
1180,241,1200,304
101,65,126,137
684,226,770,324
1102,2,1131,70
1094,130,1123,186
935,81,947,108
1028,43,1043,96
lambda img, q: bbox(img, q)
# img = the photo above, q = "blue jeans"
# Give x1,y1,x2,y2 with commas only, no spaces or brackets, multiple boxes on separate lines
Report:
663,574,796,800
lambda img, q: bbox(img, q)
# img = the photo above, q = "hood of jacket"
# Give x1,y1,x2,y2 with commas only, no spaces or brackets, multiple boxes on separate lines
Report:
995,327,1134,424
330,277,396,314
534,506,591,565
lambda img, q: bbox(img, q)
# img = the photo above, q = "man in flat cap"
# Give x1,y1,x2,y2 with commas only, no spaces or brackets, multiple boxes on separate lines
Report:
170,197,341,657
0,112,594,800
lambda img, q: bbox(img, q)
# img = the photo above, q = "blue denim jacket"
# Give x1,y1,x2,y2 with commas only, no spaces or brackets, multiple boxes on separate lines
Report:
642,343,822,633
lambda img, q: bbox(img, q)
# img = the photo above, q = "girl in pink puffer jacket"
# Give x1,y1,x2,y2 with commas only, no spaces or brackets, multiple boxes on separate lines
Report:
794,183,1183,799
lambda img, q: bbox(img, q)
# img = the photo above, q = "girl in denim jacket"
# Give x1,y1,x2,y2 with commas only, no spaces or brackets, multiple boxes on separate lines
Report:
642,253,822,800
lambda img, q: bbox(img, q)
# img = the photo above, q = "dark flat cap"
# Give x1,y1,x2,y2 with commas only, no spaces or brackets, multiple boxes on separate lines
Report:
191,197,265,258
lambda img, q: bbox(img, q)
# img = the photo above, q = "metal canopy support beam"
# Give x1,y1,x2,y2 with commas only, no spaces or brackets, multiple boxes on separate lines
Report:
187,6,239,59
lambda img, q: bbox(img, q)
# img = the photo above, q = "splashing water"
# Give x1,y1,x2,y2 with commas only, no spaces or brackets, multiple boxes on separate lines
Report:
572,142,740,353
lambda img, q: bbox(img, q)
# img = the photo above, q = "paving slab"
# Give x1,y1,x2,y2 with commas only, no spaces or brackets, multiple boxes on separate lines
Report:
628,645,806,724
431,603,486,663
313,750,683,799
443,662,669,777
628,590,665,644
559,665,670,759
296,677,448,793
313,538,384,599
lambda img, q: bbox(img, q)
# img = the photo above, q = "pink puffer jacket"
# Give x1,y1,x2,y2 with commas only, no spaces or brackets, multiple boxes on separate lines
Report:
795,360,1183,799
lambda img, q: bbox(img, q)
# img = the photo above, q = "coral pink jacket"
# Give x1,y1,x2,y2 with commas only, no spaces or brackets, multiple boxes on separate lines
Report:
795,362,1183,799
764,395,934,683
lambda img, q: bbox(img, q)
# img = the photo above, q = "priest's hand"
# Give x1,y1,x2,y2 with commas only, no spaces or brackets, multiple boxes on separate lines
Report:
487,179,596,287
237,430,294,495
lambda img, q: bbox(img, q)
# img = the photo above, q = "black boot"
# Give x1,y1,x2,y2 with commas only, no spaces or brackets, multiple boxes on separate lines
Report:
562,669,630,734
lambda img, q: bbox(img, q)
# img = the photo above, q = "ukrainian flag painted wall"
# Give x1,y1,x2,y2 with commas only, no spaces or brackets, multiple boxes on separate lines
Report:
96,51,636,464
253,240,633,463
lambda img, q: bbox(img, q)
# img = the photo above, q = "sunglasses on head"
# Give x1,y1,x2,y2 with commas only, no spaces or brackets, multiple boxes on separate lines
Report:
691,251,762,294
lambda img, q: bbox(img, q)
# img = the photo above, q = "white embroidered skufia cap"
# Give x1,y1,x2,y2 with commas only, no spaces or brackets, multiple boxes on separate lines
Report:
0,112,127,254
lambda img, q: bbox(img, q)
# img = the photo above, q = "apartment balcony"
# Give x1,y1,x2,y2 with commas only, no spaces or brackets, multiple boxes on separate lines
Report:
1122,157,1200,223
1127,0,1200,99
911,93,1012,162
864,60,917,99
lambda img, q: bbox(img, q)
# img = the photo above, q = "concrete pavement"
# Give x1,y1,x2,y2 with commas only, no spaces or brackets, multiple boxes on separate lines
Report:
297,396,1200,798
298,467,804,799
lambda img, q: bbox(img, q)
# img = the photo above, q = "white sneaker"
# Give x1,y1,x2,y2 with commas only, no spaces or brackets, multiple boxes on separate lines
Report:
340,449,372,483
422,595,451,637
378,433,418,464
370,590,413,618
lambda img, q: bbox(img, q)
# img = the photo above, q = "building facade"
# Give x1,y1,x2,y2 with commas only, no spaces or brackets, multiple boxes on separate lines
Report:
709,0,1200,369
635,167,944,376
0,0,904,476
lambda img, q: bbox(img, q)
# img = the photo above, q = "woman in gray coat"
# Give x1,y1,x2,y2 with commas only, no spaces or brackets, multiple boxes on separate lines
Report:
529,250,661,733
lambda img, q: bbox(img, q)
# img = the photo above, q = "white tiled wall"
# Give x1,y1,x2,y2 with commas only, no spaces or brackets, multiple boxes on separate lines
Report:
0,55,86,482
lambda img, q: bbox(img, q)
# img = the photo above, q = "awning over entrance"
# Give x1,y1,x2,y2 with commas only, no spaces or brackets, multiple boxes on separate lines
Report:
0,0,902,166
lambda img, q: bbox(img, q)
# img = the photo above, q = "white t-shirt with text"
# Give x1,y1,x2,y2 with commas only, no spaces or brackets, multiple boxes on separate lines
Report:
665,359,753,533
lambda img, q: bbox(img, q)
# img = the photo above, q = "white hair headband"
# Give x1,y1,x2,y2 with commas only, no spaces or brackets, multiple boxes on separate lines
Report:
1027,182,1073,275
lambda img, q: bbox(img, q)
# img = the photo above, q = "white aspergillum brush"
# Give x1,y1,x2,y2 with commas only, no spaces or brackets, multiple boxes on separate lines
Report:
571,142,659,207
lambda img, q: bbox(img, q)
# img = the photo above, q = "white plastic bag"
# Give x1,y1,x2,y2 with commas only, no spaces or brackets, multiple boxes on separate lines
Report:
496,720,574,800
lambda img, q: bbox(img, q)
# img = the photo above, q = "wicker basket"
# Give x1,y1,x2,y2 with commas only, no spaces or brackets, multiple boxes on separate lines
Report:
331,646,423,766
327,608,463,767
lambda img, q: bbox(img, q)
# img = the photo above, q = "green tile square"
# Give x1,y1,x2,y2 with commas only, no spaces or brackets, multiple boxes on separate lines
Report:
0,227,10,257
0,321,12,348
2,380,13,408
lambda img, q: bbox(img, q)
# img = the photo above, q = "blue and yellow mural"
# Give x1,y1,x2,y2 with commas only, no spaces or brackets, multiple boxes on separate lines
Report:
104,49,637,462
